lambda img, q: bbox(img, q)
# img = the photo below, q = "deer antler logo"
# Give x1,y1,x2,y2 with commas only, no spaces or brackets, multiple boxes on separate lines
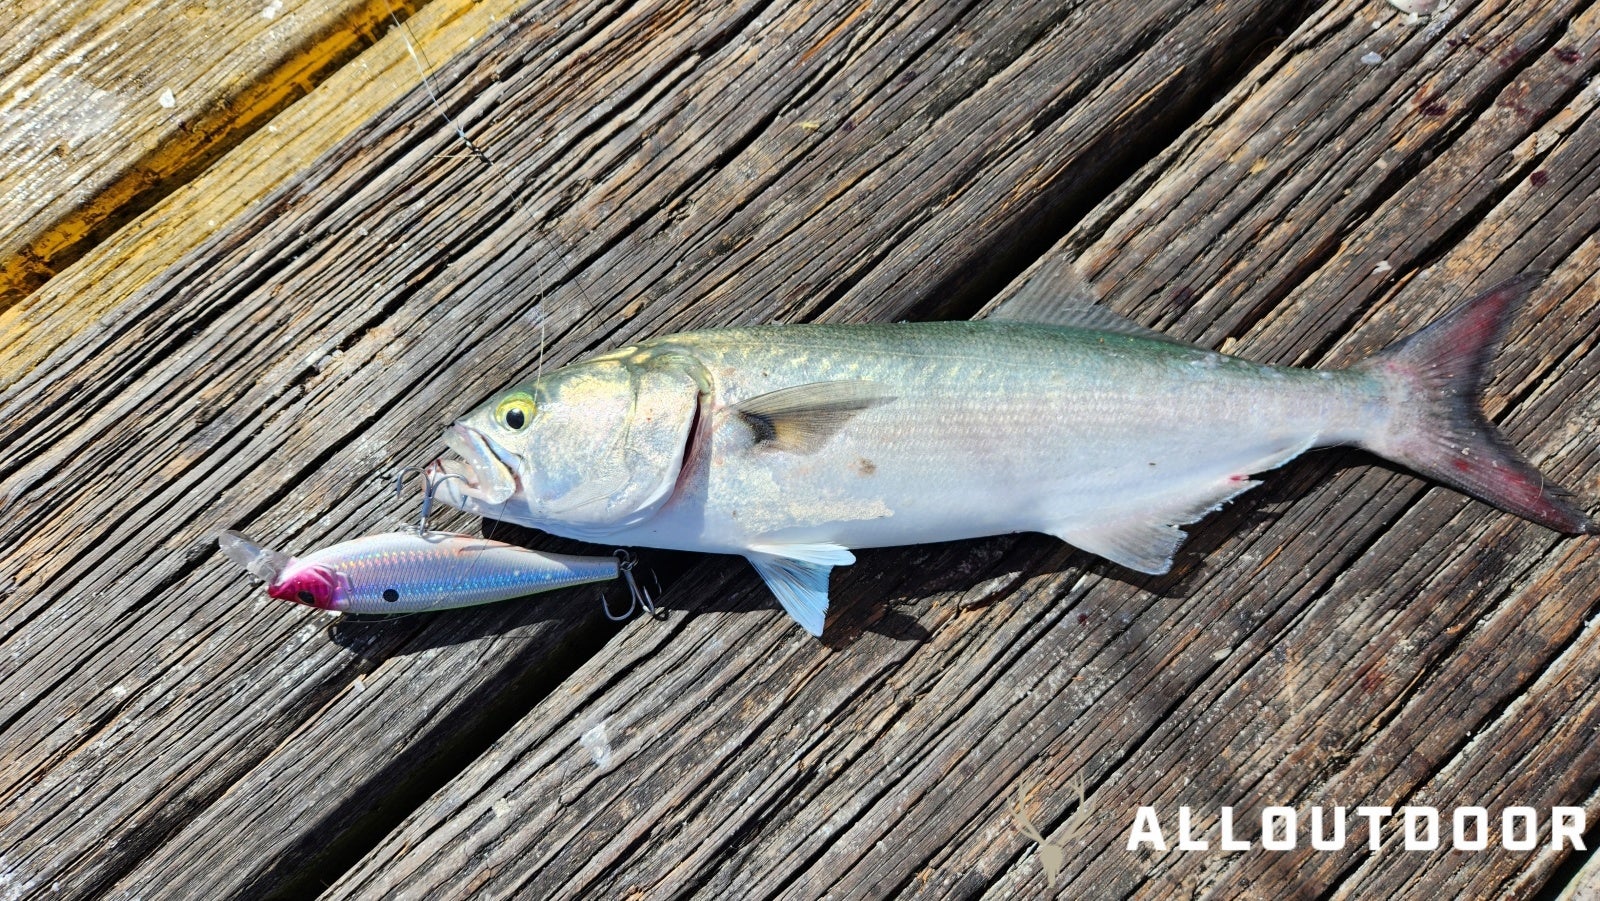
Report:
1010,772,1093,889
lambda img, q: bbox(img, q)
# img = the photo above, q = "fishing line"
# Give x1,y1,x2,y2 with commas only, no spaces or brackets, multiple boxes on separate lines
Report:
388,0,611,394
387,3,492,165
376,6,659,622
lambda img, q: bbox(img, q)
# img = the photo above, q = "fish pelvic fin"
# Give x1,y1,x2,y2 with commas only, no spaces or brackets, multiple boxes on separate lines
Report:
745,542,855,637
1353,272,1596,534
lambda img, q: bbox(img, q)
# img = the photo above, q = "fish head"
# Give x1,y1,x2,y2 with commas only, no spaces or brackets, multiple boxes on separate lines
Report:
433,350,701,536
267,563,345,611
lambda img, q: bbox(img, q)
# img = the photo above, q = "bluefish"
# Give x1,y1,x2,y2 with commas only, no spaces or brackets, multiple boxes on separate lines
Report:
431,270,1594,636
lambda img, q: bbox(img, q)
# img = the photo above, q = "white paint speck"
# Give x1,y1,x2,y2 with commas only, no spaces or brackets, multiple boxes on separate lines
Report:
158,88,176,108
1360,51,1383,66
1373,260,1393,274
579,723,613,770
492,799,512,817
261,0,283,19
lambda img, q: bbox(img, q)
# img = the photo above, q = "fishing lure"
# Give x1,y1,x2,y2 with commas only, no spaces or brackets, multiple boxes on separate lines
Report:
218,529,629,615
219,469,651,617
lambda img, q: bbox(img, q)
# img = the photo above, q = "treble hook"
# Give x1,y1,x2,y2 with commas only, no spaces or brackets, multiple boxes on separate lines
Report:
600,549,662,621
394,465,468,534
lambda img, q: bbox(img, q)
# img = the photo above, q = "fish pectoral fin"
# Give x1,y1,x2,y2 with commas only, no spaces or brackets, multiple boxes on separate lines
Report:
732,381,896,454
744,542,856,637
982,254,1194,347
1050,475,1268,575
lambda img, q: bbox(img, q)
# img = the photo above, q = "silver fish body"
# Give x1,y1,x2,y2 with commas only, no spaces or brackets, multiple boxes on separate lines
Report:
434,274,1594,635
218,530,619,614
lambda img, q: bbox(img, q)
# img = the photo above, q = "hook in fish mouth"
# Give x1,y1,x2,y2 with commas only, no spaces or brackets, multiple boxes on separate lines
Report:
434,423,518,505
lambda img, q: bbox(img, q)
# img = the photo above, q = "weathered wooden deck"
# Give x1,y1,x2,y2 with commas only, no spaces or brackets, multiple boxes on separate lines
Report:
3,0,1599,897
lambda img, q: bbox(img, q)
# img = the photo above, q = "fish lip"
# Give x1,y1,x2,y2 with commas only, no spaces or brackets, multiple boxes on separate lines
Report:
438,423,517,505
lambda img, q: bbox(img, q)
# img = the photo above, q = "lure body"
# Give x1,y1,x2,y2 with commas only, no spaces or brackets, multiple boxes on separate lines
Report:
218,530,619,614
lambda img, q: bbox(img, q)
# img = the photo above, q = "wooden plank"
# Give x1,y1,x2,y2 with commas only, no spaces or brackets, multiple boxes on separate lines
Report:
1558,850,1600,901
0,0,513,389
0,0,436,307
316,0,1600,897
0,0,1324,898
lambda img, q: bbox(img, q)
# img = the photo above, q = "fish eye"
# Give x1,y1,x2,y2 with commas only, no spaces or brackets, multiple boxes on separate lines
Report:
297,590,315,604
495,394,536,431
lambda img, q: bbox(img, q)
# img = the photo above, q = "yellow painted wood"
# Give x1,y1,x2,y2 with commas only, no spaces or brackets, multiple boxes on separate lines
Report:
0,0,517,389
0,0,435,305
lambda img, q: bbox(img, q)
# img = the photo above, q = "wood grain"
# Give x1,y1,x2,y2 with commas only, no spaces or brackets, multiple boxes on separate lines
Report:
0,0,1327,897
0,0,437,306
1,0,1596,897
0,0,522,389
325,0,1600,897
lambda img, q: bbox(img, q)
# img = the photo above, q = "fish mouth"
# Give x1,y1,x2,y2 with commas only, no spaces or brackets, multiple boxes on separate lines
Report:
434,423,518,506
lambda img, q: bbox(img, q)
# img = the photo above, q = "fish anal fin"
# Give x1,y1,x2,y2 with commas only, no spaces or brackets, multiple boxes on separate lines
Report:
744,542,856,636
1057,519,1190,575
1050,472,1271,575
732,381,895,454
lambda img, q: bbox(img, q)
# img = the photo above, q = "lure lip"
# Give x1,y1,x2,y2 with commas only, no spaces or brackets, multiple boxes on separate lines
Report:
218,530,347,611
437,423,517,505
217,530,292,585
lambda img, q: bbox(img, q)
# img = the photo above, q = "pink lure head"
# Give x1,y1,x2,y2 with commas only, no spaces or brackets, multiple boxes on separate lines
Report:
268,565,343,611
218,531,346,612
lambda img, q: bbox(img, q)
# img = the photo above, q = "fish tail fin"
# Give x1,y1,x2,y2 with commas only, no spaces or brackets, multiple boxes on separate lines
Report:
1352,272,1595,534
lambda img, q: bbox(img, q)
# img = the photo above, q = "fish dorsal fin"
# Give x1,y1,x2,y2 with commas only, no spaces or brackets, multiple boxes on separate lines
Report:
732,381,896,454
982,255,1191,347
745,543,856,636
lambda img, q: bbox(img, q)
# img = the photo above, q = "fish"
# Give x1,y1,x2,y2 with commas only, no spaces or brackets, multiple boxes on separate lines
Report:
217,529,621,614
429,266,1595,637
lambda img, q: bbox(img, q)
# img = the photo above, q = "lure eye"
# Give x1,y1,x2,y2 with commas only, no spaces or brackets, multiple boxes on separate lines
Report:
495,394,536,432
268,566,341,610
